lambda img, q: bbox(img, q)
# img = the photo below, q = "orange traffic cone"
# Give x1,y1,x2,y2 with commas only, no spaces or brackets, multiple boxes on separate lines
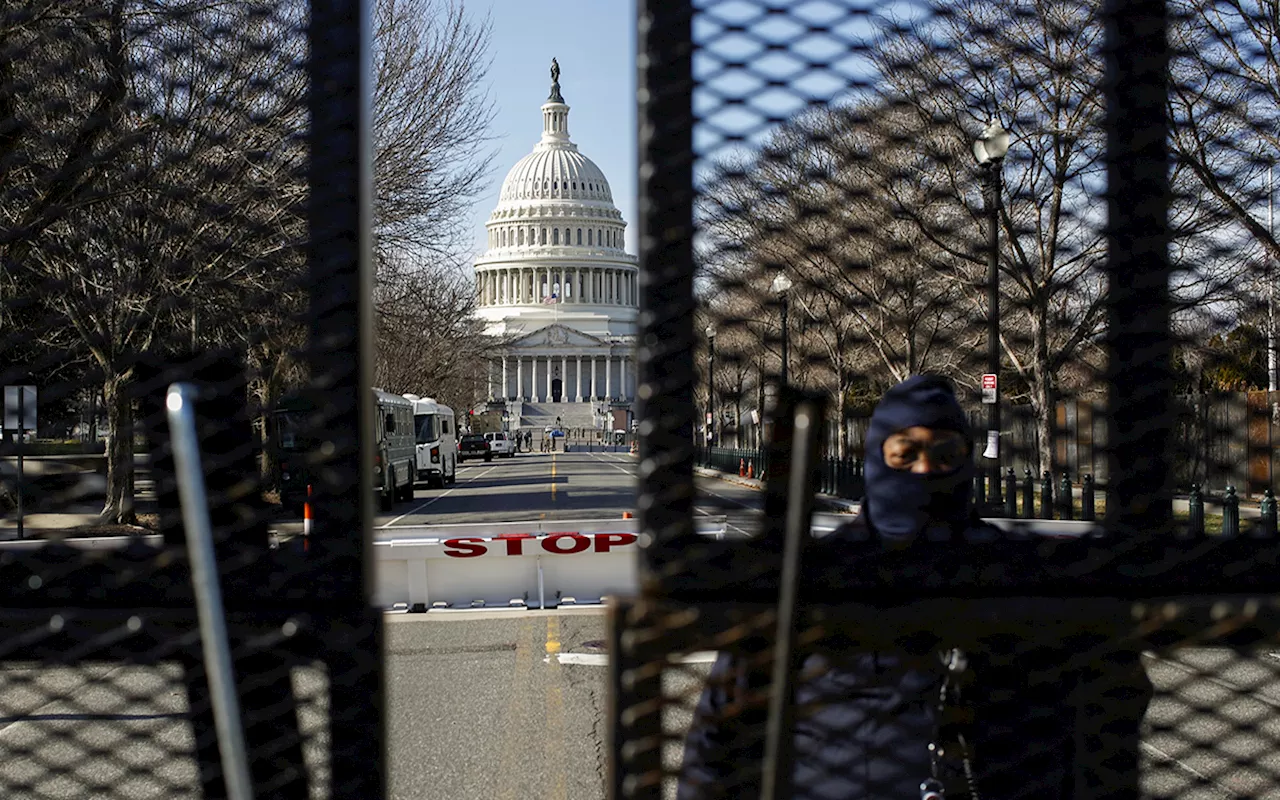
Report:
747,460,754,479
739,458,745,477
304,484,312,551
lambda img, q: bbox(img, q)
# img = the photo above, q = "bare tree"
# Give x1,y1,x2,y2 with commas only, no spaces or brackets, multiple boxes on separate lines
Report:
369,0,496,405
371,0,494,268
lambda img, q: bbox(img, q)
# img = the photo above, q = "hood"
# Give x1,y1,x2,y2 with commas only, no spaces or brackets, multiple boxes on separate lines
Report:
862,375,975,539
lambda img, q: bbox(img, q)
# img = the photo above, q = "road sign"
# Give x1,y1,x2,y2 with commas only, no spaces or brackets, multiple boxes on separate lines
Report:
981,373,997,404
3,385,36,432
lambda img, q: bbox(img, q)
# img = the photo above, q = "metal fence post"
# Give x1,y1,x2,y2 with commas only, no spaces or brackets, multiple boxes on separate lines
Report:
1023,467,1034,519
1004,468,1017,518
1041,470,1054,520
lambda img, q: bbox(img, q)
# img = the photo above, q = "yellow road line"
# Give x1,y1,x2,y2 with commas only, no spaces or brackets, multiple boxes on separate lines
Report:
551,453,557,500
545,616,568,800
497,618,537,800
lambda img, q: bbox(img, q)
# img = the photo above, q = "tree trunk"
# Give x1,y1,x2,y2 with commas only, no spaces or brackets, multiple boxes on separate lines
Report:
837,374,849,460
102,374,136,524
1030,365,1055,478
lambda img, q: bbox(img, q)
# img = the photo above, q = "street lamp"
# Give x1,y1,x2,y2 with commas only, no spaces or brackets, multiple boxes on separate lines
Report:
706,325,717,447
974,120,1010,506
772,273,793,385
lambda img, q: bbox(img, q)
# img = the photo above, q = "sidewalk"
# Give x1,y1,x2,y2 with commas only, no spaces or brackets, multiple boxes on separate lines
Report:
694,466,860,515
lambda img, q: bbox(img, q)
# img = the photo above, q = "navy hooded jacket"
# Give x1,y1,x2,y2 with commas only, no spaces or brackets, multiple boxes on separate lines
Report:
676,375,1152,799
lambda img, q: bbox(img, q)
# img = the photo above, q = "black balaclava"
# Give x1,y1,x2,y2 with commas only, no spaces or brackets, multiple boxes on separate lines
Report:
862,375,975,540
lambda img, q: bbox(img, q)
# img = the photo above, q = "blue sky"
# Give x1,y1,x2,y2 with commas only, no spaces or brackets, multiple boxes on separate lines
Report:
464,0,638,259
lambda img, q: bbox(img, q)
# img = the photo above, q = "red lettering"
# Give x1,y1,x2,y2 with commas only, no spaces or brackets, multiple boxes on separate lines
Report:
494,532,536,555
443,537,487,558
594,533,638,553
542,533,591,554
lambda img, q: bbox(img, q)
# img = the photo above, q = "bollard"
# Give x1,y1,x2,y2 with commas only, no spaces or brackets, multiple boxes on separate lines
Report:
1022,468,1034,519
1258,488,1277,538
1040,471,1053,520
1081,474,1095,522
1223,485,1240,537
1188,483,1205,537
1004,468,1017,518
1058,472,1074,520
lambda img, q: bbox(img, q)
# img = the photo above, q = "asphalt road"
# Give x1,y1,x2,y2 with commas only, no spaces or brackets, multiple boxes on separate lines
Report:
365,449,796,536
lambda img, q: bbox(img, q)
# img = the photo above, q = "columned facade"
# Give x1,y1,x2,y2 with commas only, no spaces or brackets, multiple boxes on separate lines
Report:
472,63,637,432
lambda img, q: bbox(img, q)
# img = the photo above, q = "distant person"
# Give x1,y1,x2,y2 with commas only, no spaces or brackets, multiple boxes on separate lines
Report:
677,375,1152,800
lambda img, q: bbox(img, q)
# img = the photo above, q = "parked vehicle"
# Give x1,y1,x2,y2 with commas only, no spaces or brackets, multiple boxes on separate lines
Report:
458,433,492,462
484,431,515,458
405,394,457,488
271,389,417,515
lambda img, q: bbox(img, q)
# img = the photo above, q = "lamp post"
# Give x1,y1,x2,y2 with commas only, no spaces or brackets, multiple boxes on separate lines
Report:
973,120,1010,506
772,273,793,385
706,325,717,447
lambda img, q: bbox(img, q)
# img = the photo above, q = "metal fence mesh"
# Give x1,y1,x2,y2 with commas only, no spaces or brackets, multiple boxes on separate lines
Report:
622,0,1280,798
0,1,378,797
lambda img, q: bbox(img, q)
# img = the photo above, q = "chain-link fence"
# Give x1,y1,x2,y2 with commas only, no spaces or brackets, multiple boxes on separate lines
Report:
0,1,379,796
619,0,1280,798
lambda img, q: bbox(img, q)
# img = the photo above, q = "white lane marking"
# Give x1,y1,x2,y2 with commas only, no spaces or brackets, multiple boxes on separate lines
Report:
592,454,635,477
382,463,501,526
553,651,718,666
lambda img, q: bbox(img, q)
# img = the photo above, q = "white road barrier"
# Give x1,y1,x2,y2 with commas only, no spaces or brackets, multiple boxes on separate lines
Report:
375,517,727,611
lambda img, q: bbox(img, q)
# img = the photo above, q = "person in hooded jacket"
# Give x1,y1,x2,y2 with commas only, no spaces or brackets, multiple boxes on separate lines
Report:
676,374,1152,800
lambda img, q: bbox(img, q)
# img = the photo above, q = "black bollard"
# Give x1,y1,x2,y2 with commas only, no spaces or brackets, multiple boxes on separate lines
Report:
1081,474,1095,522
1188,483,1205,537
1059,472,1074,520
1041,470,1053,520
1259,488,1277,538
974,470,987,509
1004,468,1017,518
1223,485,1240,537
1022,468,1034,519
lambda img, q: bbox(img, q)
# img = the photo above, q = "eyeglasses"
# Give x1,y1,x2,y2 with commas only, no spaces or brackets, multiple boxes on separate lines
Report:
882,431,970,472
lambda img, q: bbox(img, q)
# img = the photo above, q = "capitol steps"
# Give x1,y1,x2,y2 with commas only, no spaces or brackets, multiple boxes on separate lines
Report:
517,402,599,431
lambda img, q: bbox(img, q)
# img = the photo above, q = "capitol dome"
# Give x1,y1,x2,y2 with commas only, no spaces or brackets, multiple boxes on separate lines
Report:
473,60,637,432
497,140,614,206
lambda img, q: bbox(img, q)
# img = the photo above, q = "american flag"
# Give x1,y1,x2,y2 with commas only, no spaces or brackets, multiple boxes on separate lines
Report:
542,293,559,304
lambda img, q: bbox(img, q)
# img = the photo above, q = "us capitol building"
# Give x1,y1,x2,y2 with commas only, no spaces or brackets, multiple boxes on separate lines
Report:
473,60,637,434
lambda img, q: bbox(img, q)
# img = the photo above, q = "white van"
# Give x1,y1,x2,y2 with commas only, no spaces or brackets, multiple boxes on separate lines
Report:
484,431,516,458
404,395,457,487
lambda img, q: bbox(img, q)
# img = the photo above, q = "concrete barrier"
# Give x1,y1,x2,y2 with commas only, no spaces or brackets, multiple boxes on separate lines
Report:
375,517,727,611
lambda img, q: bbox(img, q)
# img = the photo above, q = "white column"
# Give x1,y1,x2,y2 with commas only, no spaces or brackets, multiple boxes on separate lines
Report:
561,355,568,400
517,357,524,400
605,355,612,401
575,356,582,401
591,356,598,401
622,354,630,400
546,355,552,402
487,358,494,399
502,357,509,399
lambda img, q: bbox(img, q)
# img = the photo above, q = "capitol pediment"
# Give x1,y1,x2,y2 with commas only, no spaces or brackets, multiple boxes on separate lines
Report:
508,324,605,349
